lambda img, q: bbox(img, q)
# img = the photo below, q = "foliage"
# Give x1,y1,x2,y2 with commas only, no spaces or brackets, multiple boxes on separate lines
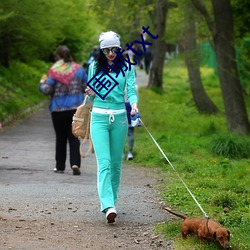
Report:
0,0,99,66
165,0,212,44
92,0,155,45
236,37,250,95
210,134,250,159
232,0,250,39
0,60,49,122
232,0,250,95
128,58,250,249
164,1,184,44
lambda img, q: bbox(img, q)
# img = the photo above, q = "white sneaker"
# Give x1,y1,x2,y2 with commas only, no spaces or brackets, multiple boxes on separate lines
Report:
53,168,64,173
105,207,117,223
127,152,133,160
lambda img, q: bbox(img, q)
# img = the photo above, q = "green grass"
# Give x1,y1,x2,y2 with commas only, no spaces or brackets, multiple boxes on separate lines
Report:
0,60,50,123
129,58,250,250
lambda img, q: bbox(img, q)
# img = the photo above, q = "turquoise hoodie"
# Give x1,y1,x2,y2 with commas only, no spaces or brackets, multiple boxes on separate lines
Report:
87,62,138,110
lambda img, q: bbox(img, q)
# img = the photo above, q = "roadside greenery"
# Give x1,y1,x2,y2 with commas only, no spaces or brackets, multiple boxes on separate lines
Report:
0,60,49,122
129,58,250,250
0,0,99,67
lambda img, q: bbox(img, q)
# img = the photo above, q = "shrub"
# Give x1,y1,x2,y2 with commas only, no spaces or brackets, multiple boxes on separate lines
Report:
210,191,237,209
210,135,250,158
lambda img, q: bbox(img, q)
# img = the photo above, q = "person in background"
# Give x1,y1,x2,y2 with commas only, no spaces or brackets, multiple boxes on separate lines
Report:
134,44,144,69
82,60,89,74
125,83,139,161
125,90,141,161
125,101,135,160
144,45,152,74
39,45,87,175
124,53,138,161
87,46,99,69
85,31,138,223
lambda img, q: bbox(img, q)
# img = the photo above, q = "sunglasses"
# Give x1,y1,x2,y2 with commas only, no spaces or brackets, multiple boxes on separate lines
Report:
102,47,119,55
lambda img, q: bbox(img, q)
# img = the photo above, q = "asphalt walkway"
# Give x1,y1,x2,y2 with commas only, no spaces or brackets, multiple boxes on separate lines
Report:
0,69,172,249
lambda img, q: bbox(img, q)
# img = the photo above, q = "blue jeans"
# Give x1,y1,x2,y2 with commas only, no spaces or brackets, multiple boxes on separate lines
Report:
90,111,128,212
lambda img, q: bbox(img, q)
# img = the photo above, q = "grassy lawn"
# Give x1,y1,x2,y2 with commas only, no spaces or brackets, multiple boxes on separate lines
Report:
0,60,49,123
128,58,250,250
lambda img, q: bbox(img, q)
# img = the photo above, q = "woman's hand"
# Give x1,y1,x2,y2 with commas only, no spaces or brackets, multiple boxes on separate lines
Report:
85,87,95,97
40,74,47,83
131,103,138,116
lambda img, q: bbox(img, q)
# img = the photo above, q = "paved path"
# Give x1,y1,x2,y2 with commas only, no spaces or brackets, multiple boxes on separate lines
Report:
0,68,152,224
135,69,149,88
0,106,164,224
0,70,174,249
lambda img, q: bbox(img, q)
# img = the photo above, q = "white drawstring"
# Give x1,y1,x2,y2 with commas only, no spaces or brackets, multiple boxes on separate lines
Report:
92,107,125,125
109,112,115,124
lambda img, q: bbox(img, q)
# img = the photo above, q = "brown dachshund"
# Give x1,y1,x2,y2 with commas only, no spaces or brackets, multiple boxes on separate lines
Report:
162,207,231,249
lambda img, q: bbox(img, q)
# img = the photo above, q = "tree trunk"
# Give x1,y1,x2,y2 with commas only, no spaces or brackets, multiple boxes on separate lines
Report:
191,0,250,134
184,4,218,114
212,0,250,134
148,0,168,89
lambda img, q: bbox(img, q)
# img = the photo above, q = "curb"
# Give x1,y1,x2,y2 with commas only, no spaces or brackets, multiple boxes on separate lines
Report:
0,100,48,129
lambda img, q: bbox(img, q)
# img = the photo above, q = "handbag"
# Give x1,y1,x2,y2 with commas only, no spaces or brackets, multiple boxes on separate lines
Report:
72,95,93,158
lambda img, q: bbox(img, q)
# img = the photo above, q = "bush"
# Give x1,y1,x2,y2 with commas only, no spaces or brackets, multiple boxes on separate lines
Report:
210,135,250,159
0,60,48,123
210,191,237,209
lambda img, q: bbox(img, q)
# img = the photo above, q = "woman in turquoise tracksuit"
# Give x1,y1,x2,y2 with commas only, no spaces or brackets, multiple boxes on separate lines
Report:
86,31,138,223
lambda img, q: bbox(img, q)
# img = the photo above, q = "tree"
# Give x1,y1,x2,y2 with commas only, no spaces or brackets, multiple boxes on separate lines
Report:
184,1,218,114
191,0,250,134
0,0,98,66
92,0,155,47
148,0,177,89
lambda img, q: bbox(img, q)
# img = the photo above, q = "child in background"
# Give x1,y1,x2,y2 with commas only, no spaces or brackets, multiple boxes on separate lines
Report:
124,82,138,160
124,53,138,160
125,101,135,160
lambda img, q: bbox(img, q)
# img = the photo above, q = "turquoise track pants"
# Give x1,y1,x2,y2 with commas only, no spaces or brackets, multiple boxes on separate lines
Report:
90,111,128,212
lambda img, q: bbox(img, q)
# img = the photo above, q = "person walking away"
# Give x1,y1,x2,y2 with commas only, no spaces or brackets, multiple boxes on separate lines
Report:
39,45,87,175
85,31,138,223
135,44,144,69
144,45,152,74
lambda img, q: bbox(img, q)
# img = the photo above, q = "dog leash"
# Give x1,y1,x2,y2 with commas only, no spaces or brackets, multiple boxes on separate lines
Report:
139,118,209,218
